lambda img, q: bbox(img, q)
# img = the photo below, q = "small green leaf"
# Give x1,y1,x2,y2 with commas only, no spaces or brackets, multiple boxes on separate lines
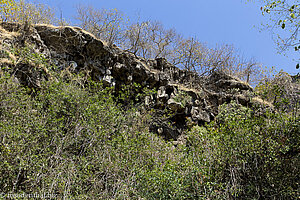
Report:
281,23,285,29
296,63,299,69
290,13,296,19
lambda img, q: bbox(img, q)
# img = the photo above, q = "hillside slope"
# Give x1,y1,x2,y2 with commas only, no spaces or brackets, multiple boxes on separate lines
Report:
0,22,298,199
0,22,263,140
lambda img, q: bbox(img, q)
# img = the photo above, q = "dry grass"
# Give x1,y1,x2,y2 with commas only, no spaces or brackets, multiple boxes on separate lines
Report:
252,96,274,108
169,83,200,94
0,58,14,65
0,25,20,38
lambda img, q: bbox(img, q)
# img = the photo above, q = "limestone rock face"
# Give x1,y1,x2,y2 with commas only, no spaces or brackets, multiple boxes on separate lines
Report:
0,22,257,140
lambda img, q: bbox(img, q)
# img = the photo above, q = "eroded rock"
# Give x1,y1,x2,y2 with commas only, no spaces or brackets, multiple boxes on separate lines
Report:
0,22,258,140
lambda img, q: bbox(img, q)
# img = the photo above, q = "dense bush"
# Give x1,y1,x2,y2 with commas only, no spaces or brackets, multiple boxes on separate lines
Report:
0,71,146,198
0,68,195,199
1,66,298,199
185,101,299,199
256,70,300,113
0,41,299,199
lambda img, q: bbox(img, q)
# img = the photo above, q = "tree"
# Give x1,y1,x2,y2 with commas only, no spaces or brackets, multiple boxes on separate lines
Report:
0,0,56,24
1,0,53,24
75,4,264,83
256,0,300,68
146,21,177,59
124,20,177,59
16,0,55,24
1,0,69,26
237,57,263,84
76,5,127,47
0,0,18,22
206,44,263,84
124,20,152,57
256,69,300,112
171,36,207,73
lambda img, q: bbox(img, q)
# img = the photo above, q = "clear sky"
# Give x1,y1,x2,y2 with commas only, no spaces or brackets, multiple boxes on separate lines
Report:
36,0,299,75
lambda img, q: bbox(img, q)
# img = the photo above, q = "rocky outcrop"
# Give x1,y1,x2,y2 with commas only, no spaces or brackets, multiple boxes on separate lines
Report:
0,22,256,140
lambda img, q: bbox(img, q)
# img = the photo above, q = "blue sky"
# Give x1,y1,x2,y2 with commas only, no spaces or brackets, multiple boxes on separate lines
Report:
36,0,299,75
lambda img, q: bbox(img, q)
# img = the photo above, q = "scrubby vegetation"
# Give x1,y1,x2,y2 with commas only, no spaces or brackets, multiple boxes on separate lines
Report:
0,0,299,199
0,48,298,199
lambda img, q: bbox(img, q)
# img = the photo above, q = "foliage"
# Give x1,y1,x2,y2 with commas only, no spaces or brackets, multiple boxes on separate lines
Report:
256,69,300,113
172,90,192,107
0,69,196,199
0,70,139,198
0,0,18,22
11,45,50,67
185,101,299,199
260,0,299,53
0,0,67,25
248,0,300,68
0,46,298,198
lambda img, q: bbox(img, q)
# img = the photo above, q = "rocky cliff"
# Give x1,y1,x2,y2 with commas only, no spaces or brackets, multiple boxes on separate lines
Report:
0,22,263,140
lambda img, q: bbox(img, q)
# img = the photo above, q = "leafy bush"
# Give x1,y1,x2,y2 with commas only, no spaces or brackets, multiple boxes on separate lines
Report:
0,22,298,199
0,61,299,199
0,0,67,25
0,64,196,199
256,70,299,113
0,71,140,198
185,101,299,199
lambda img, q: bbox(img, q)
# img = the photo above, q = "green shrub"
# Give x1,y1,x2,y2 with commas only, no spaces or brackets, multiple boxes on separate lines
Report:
0,45,298,199
185,101,299,199
0,0,55,24
0,67,191,199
